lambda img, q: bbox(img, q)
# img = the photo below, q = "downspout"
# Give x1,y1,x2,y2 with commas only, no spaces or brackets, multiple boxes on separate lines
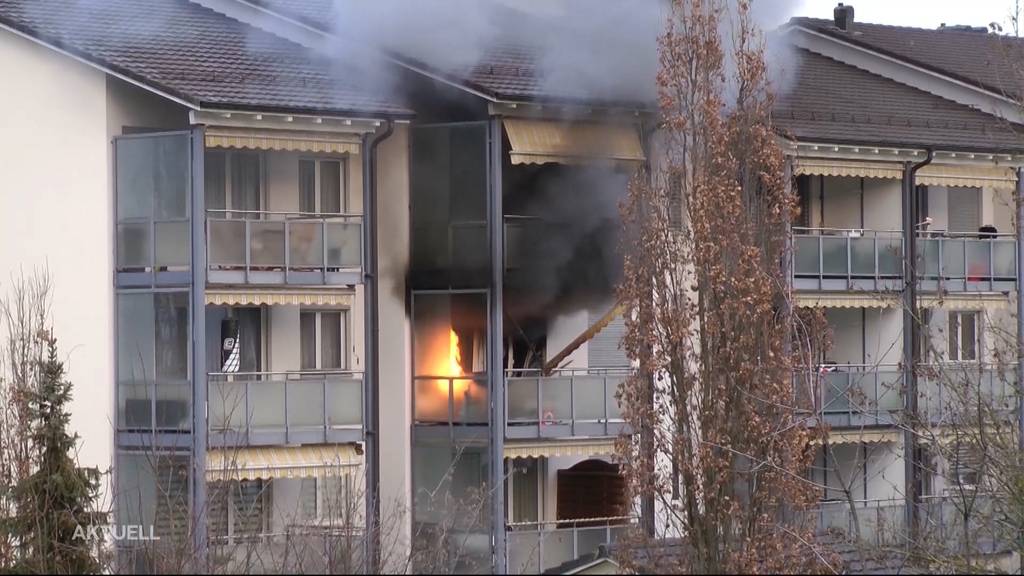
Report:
489,116,507,575
362,120,393,574
902,148,932,545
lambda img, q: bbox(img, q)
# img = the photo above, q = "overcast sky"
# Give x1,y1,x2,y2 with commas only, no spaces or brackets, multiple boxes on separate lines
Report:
787,0,1021,32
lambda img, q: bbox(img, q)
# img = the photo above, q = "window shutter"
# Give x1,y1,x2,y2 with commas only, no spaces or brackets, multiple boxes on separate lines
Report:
589,306,628,368
947,187,981,233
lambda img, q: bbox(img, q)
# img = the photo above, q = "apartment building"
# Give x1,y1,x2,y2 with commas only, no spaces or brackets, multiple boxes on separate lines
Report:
3,0,1024,574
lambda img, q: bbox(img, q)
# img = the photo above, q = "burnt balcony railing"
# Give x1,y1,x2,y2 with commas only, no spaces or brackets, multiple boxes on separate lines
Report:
506,517,634,574
796,364,903,428
792,227,1018,292
206,210,362,286
505,368,630,439
208,370,363,447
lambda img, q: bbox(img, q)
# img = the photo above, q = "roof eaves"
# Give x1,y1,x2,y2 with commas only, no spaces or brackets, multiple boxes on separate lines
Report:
0,15,201,110
202,99,415,120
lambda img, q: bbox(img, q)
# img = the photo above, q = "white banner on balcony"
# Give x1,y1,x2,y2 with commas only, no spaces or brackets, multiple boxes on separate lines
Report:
504,439,618,459
207,445,361,482
205,289,353,307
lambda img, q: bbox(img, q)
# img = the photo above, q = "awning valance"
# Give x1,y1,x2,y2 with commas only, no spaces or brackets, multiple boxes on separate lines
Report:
504,438,618,459
207,445,361,482
205,128,361,155
795,292,899,309
919,293,1010,310
812,428,901,445
794,158,1018,190
205,289,353,307
503,119,645,165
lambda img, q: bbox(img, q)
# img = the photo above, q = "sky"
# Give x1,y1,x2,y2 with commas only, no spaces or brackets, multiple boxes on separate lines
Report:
787,0,1021,32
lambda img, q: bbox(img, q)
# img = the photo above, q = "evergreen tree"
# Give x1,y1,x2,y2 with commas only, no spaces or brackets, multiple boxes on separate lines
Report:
7,332,102,574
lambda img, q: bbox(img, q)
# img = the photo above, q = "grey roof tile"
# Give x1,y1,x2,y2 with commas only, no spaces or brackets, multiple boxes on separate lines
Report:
0,0,412,117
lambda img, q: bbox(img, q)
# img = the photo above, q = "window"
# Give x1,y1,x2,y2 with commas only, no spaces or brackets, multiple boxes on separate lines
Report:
298,476,354,523
948,311,979,362
510,458,540,523
951,443,983,491
299,158,347,214
300,310,348,370
205,150,262,217
208,479,269,540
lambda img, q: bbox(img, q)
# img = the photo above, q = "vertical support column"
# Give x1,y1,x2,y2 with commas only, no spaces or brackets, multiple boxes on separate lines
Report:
901,160,919,543
190,125,208,568
1016,168,1024,469
488,116,507,575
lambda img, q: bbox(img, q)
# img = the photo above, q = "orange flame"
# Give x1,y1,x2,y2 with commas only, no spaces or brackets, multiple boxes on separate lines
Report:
436,328,469,395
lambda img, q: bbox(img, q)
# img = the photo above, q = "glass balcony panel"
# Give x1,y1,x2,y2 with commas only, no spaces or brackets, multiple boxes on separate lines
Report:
941,239,965,278
541,377,572,422
327,376,362,427
993,240,1016,278
876,371,902,412
820,237,848,276
288,378,324,428
573,376,605,420
249,380,285,430
117,222,150,268
154,221,189,268
540,530,574,571
794,236,820,276
965,240,992,279
414,378,450,423
208,220,246,267
823,372,851,413
576,527,609,557
209,380,246,431
849,237,876,276
606,375,625,419
325,221,361,268
846,371,874,412
155,379,190,430
915,237,936,277
250,222,285,267
878,236,903,276
454,378,488,424
507,531,540,575
290,220,325,268
508,377,539,422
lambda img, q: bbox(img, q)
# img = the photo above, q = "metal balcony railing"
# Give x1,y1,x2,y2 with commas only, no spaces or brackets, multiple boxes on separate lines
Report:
206,210,362,286
792,227,1018,292
505,368,631,439
207,370,363,447
796,364,903,428
506,517,634,574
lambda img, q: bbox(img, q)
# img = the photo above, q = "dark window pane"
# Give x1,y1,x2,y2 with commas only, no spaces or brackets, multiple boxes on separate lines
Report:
118,293,154,429
237,308,262,373
231,153,261,217
321,160,342,214
321,311,342,370
299,159,316,213
963,313,977,361
205,150,226,211
155,292,190,430
300,312,316,370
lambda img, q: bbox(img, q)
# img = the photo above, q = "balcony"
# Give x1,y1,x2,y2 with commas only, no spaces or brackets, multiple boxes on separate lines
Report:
207,371,363,447
506,518,633,574
792,228,1018,292
797,365,902,428
505,369,630,440
206,210,362,286
210,526,364,574
919,363,1015,424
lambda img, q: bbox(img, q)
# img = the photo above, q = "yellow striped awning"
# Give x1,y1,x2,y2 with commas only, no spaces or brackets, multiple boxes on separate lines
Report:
795,292,899,309
794,158,1018,190
205,289,353,307
205,128,361,155
812,428,901,445
503,119,645,165
504,438,618,459
207,445,361,481
919,293,1010,310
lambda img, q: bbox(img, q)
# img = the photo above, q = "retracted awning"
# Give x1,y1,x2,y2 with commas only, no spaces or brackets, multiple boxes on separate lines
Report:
795,292,899,309
205,289,353,307
919,293,1010,310
794,158,1018,190
207,445,361,482
812,428,901,445
503,119,645,165
504,438,618,459
205,128,361,155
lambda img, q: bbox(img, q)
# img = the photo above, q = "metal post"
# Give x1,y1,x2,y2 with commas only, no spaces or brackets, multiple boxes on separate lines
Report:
190,125,209,569
1016,167,1024,486
488,116,507,574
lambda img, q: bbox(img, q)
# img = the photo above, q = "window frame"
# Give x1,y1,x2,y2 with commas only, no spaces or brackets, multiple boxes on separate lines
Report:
947,310,981,363
299,308,350,371
205,149,266,216
299,155,349,215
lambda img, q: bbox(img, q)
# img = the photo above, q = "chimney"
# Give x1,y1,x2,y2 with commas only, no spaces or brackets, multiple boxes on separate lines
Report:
834,3,854,32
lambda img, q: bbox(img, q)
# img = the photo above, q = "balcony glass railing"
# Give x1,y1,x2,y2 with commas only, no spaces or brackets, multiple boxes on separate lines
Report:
206,210,362,285
796,364,902,428
412,374,490,427
792,228,1018,291
506,368,630,439
208,370,363,446
919,363,1015,423
506,517,633,574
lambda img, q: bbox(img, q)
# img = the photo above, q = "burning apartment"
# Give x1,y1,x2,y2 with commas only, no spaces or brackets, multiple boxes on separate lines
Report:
2,0,1024,574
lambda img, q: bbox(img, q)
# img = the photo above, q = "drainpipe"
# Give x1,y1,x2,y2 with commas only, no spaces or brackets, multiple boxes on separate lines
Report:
1017,166,1024,567
489,116,507,575
902,148,932,545
362,120,393,575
